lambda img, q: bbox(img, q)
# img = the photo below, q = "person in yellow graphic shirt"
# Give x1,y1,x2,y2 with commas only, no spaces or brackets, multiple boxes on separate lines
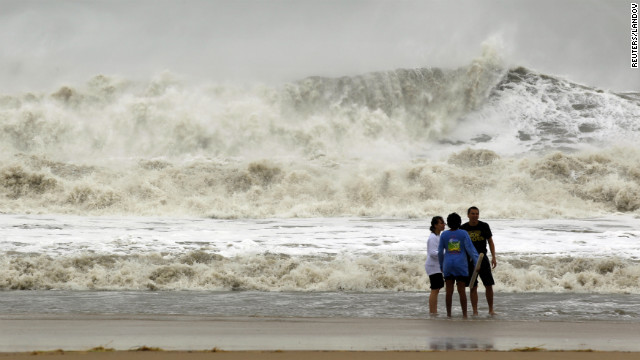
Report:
461,206,497,316
438,213,479,318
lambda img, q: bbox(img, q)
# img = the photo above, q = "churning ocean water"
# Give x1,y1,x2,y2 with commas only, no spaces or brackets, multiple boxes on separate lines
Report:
1,50,640,321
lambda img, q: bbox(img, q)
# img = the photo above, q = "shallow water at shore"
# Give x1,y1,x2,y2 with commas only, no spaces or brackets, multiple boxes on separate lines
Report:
1,290,639,322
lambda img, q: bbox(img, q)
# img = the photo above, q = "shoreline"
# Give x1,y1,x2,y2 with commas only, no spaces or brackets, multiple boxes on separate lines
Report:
1,315,638,353
1,351,640,360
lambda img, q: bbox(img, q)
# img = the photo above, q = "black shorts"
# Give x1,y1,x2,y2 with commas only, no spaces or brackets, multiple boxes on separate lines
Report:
428,273,444,290
467,255,495,288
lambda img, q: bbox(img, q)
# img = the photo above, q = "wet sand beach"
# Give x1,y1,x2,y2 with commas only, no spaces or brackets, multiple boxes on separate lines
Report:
1,351,640,360
1,315,638,355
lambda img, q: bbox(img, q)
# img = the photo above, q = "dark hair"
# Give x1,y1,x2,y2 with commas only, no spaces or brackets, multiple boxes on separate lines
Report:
430,216,444,233
467,206,479,215
446,213,462,230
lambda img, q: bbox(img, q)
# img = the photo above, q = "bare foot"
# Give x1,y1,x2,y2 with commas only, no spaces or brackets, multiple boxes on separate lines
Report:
489,311,497,316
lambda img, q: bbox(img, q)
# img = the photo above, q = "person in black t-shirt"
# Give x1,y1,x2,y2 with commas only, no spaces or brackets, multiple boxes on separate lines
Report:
461,206,496,316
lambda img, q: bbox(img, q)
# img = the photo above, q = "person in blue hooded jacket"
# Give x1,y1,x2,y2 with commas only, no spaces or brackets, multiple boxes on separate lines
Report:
438,212,479,318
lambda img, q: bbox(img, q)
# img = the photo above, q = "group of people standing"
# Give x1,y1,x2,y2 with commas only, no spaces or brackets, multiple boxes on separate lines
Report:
425,206,496,318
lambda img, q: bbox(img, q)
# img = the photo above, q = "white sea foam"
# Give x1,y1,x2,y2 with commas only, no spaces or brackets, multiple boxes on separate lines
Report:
1,215,639,293
2,147,640,219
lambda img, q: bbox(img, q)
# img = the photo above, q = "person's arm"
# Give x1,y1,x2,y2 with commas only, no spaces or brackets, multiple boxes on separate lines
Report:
438,237,445,271
466,233,479,266
428,235,439,259
488,236,497,268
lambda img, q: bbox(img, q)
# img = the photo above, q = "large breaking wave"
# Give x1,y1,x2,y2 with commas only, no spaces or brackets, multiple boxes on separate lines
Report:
1,53,639,219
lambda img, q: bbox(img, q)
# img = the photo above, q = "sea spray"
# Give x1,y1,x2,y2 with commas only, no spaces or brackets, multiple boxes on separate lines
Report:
1,58,639,219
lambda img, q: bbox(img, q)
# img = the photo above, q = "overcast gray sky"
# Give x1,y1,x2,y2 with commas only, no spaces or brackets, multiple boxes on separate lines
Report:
1,0,638,92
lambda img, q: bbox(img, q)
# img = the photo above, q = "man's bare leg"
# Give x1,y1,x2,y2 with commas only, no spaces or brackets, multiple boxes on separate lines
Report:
486,285,496,315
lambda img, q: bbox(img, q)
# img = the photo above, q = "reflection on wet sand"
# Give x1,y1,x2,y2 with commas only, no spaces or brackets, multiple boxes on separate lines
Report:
429,337,494,351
